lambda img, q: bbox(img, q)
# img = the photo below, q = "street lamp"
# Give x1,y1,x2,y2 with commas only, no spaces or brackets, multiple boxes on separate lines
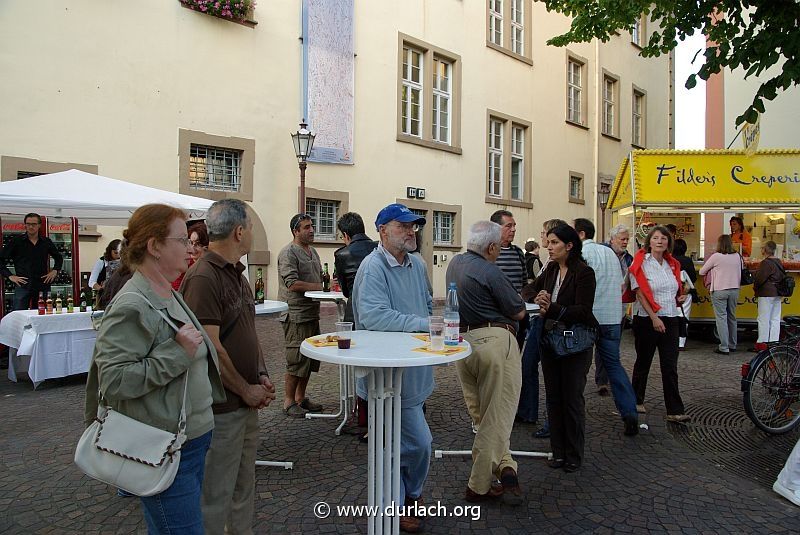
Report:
598,182,611,240
291,119,316,213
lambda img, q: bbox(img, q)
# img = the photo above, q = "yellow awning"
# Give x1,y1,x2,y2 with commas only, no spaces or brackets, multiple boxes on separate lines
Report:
608,149,800,211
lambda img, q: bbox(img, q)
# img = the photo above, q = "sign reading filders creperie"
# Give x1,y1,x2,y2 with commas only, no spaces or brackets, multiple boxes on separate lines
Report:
608,149,800,209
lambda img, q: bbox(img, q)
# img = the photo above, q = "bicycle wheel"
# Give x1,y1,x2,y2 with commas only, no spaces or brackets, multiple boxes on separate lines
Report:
743,344,800,434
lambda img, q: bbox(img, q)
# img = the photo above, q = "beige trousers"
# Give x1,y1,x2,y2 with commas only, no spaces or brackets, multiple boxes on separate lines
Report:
457,327,521,494
202,408,259,535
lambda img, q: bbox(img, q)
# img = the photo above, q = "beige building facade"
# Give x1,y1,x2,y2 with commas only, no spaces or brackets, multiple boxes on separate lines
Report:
0,1,672,298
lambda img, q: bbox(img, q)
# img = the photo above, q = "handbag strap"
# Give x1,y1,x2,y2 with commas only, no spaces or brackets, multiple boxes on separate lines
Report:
102,291,190,433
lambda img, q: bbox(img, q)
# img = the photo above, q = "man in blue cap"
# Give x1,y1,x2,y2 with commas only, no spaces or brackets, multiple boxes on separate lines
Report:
352,203,432,533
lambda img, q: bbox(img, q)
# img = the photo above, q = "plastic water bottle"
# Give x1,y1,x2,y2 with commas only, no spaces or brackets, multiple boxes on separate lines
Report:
444,282,460,346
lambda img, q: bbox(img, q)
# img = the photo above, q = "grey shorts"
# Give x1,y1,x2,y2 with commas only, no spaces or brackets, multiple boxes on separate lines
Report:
282,320,321,377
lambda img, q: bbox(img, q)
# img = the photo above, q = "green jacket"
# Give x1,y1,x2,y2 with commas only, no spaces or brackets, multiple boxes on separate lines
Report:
84,271,225,436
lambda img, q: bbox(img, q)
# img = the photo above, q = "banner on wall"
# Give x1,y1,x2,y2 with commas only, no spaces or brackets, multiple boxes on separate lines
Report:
302,0,355,164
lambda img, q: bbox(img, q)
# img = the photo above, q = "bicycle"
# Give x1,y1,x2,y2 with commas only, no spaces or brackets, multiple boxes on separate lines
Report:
741,315,800,434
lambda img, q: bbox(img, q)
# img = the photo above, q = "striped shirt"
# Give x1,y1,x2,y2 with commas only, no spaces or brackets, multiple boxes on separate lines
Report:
496,245,525,293
581,239,624,324
630,253,680,317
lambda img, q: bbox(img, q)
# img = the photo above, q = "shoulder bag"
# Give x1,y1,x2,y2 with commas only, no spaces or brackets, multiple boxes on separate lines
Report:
541,308,597,358
770,258,795,297
740,254,755,286
75,291,189,497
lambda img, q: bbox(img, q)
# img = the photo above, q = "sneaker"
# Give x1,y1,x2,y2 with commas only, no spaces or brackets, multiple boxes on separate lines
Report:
665,414,691,423
773,480,800,507
299,398,323,412
597,384,610,396
500,467,524,506
636,404,647,414
284,402,306,418
623,415,639,436
713,349,730,355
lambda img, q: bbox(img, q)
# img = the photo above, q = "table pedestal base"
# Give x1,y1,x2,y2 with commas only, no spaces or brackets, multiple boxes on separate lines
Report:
305,364,356,436
366,367,404,535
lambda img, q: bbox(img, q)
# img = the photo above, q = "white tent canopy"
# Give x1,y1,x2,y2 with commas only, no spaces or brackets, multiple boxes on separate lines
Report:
0,169,214,224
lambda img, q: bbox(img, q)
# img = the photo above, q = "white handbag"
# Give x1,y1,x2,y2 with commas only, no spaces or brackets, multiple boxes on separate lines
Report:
75,291,189,497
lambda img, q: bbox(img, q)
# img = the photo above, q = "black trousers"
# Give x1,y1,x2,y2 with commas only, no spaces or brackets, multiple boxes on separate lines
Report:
631,316,685,415
541,347,592,466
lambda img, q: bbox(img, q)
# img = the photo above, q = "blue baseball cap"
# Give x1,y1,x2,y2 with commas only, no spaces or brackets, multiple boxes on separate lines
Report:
375,203,426,230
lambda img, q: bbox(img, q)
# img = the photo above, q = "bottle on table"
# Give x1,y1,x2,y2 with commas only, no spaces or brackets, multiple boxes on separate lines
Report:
67,293,74,313
79,290,87,312
55,293,63,314
322,262,331,292
254,268,265,304
332,268,340,292
37,292,45,315
444,282,460,346
45,293,53,314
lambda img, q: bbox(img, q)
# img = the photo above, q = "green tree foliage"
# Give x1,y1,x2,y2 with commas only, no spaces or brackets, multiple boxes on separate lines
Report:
539,1,800,126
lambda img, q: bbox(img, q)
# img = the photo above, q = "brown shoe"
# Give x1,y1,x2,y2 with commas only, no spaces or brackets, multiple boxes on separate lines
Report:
283,402,306,418
500,467,524,506
399,515,422,533
299,398,323,412
465,482,504,503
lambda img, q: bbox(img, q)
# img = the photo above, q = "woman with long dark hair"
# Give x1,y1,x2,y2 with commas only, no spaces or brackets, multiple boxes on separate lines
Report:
528,224,597,472
88,239,122,290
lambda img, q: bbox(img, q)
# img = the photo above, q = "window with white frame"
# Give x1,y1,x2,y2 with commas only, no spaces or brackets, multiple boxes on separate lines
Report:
567,59,583,124
431,57,452,143
510,126,524,200
569,173,584,202
189,144,242,192
488,119,504,197
631,15,645,47
511,0,524,55
433,211,454,246
397,35,461,152
602,75,617,136
401,46,423,137
632,89,645,147
306,198,339,240
489,0,503,46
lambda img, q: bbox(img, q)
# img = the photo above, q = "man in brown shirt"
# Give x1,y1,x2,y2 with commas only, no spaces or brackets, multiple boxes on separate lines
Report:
180,199,275,534
278,213,324,417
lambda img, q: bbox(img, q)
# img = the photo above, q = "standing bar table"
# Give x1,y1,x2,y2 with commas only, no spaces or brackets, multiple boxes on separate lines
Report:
303,290,354,434
301,331,470,535
254,300,293,469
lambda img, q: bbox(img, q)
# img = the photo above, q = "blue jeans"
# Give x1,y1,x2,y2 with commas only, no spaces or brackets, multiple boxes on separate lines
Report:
594,324,637,418
13,286,48,311
517,316,543,422
140,431,212,535
400,403,432,503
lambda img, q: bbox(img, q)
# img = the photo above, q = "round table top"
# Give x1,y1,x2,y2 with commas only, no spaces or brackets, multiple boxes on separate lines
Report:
255,300,288,315
300,330,471,368
305,291,345,301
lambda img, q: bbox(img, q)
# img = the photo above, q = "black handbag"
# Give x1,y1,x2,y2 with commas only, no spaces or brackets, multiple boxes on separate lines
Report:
541,308,597,358
740,254,754,286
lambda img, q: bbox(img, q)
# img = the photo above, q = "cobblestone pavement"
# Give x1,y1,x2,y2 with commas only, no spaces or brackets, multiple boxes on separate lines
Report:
2,305,799,533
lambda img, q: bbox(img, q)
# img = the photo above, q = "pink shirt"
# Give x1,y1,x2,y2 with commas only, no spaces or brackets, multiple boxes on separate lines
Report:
698,252,742,292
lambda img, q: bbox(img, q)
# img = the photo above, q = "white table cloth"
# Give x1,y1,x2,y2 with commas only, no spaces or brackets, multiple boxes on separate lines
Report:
0,310,97,387
301,331,470,535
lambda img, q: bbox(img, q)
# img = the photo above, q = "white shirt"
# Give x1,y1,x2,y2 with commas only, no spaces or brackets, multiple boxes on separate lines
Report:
630,253,680,317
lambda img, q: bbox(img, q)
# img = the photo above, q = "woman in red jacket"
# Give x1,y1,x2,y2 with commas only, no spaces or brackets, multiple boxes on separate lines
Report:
626,225,690,423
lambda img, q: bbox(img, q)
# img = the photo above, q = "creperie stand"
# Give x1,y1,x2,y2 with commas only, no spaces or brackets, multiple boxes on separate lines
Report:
607,149,800,329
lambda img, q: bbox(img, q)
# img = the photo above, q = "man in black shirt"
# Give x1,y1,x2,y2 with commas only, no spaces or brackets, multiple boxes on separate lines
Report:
0,213,62,310
333,212,377,323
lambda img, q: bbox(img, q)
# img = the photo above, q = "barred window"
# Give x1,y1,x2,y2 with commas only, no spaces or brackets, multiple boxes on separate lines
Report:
306,198,339,240
189,144,242,192
569,173,584,202
434,211,454,245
